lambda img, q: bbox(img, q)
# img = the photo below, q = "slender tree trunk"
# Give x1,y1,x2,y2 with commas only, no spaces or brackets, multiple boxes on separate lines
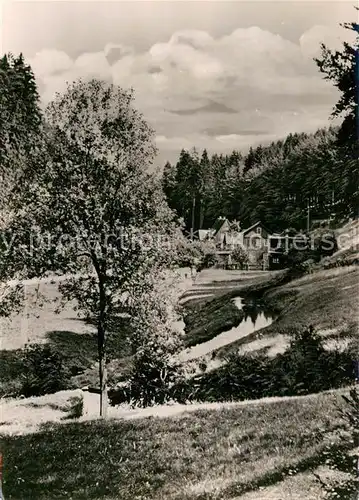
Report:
98,344,107,418
98,323,108,418
97,276,108,418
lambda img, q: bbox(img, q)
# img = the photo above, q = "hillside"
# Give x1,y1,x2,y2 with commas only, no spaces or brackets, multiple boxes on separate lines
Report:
1,388,351,500
191,265,359,362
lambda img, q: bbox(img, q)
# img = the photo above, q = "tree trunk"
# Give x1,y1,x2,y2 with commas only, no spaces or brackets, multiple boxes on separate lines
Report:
97,312,107,418
191,194,196,240
199,200,205,229
99,346,108,418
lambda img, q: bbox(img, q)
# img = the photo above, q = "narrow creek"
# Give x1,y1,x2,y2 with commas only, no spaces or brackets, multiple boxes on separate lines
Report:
179,295,276,362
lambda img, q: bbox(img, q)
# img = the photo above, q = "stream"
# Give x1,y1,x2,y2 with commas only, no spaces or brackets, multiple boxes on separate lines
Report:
179,296,276,362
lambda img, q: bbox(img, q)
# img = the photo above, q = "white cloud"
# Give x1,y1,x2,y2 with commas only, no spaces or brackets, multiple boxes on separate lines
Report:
30,24,346,159
74,52,112,79
28,49,73,78
299,24,356,59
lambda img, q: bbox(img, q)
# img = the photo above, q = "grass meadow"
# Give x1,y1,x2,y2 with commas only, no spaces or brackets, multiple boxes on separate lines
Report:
1,388,350,500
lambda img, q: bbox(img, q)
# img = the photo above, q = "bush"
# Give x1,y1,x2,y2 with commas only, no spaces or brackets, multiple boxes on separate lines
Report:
174,237,203,268
200,248,220,270
313,229,338,257
286,247,320,271
174,236,219,271
231,246,249,269
118,351,183,407
20,343,70,397
110,273,185,408
172,326,355,403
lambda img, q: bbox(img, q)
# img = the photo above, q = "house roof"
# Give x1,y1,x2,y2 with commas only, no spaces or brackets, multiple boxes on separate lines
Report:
241,221,271,236
212,217,229,235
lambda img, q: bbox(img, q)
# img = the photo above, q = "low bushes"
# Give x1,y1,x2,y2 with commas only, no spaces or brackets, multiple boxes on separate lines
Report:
173,238,218,270
0,344,71,398
62,394,84,419
109,326,356,407
171,326,356,404
20,343,71,397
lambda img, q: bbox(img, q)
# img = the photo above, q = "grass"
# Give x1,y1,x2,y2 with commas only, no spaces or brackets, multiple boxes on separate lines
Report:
263,266,359,330
0,318,133,396
183,270,289,348
183,294,244,347
181,270,286,307
0,388,349,500
216,266,359,358
0,350,24,396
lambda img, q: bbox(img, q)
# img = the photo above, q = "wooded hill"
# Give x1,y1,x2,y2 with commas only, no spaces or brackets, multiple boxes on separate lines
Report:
162,126,358,233
162,17,358,234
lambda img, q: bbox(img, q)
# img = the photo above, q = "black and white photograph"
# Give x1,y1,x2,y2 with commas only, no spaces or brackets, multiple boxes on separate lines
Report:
0,0,358,498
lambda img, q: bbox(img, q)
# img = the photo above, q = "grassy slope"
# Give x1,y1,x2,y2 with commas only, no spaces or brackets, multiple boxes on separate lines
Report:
217,266,359,358
264,266,359,329
1,389,348,500
0,320,133,396
183,270,288,347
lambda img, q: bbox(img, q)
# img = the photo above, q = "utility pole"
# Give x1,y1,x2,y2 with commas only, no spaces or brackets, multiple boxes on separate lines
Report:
191,194,196,241
306,198,310,233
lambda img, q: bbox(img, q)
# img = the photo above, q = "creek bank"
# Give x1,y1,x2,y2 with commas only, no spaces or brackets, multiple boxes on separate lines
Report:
179,296,276,362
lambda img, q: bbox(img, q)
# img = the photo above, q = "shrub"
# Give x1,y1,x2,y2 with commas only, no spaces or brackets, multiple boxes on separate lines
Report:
173,326,355,403
200,247,220,270
276,326,327,394
174,237,203,268
20,343,70,397
314,229,338,257
122,349,183,407
231,246,249,269
174,236,219,271
111,272,185,408
286,247,320,271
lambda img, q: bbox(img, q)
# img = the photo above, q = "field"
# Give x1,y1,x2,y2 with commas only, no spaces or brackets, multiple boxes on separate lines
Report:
1,388,350,500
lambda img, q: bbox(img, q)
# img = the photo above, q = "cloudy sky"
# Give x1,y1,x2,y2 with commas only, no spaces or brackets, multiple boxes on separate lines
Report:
2,1,356,165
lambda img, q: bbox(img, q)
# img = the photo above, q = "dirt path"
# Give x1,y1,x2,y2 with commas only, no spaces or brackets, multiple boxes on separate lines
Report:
0,388,344,436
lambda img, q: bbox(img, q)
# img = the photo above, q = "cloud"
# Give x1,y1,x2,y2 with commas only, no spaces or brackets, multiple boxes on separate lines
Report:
29,24,346,160
169,101,238,115
299,24,356,59
28,49,73,78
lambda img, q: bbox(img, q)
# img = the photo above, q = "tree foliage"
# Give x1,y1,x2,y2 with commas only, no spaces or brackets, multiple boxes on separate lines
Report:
115,270,185,407
2,79,179,416
163,127,355,232
315,16,358,148
0,53,42,205
231,246,249,269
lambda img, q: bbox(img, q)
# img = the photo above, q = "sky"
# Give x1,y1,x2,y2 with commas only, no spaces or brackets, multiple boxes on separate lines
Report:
1,0,356,166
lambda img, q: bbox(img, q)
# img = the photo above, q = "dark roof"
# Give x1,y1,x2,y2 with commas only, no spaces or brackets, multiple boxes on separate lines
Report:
212,217,229,234
241,221,271,236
